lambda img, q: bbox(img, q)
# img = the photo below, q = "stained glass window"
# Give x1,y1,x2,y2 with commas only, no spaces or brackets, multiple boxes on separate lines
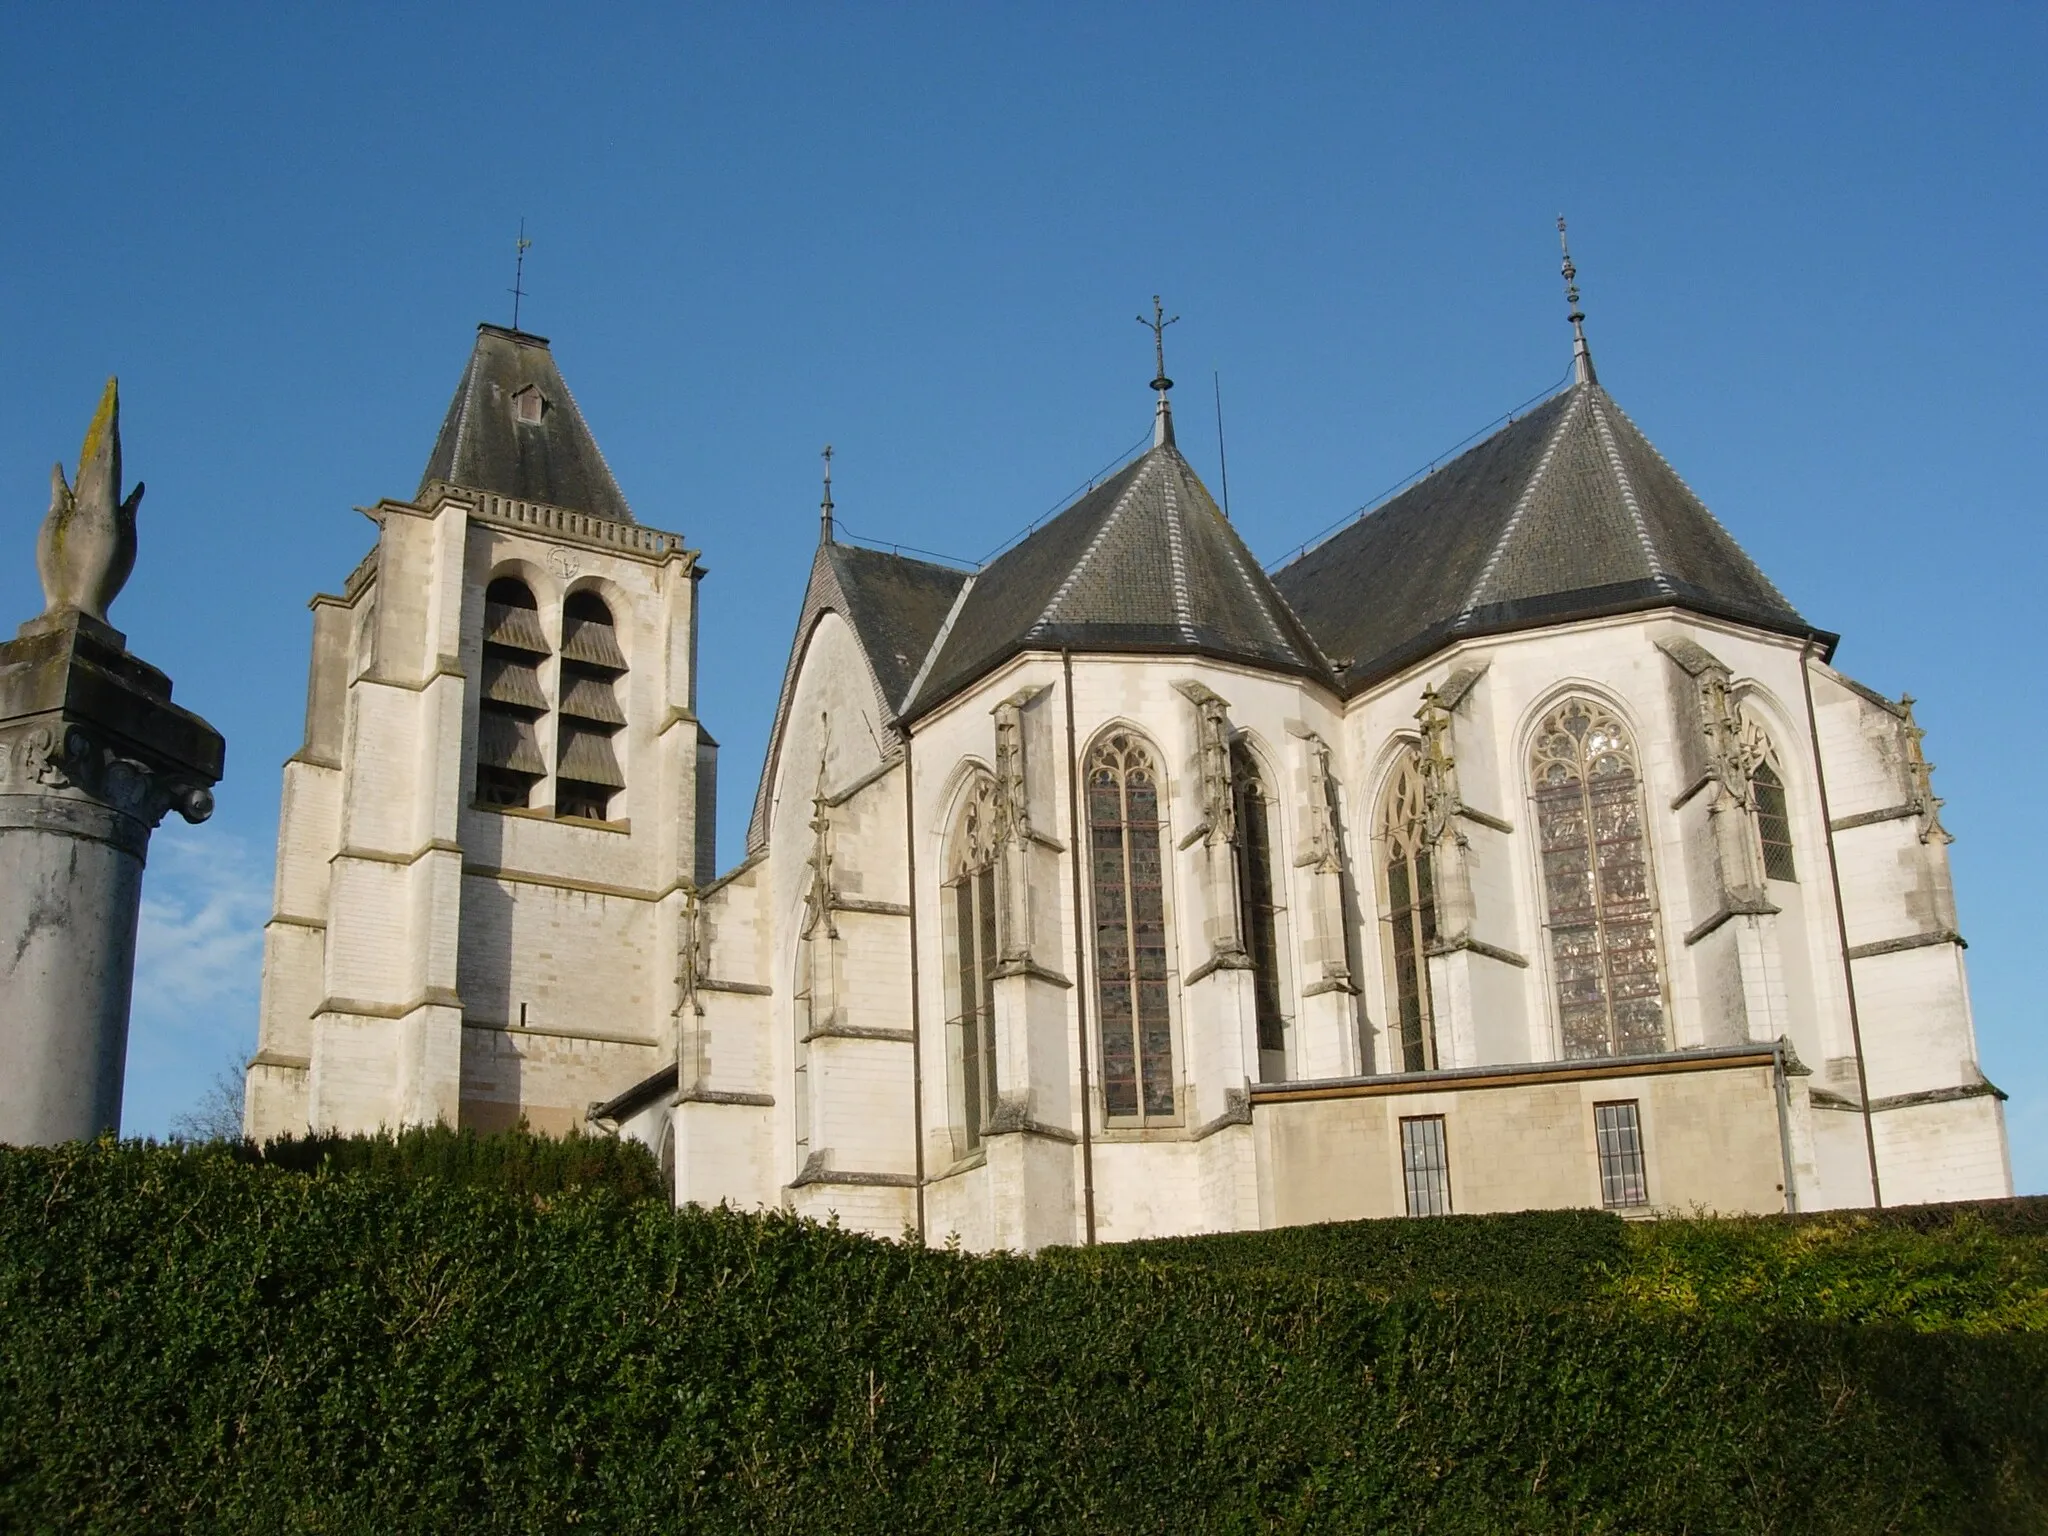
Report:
1530,699,1667,1059
1376,750,1438,1072
1230,742,1287,1075
1088,733,1175,1122
1753,759,1796,883
945,777,1001,1150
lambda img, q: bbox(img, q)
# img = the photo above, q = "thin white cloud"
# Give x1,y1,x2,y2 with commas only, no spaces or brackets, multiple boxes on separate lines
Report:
122,825,271,1138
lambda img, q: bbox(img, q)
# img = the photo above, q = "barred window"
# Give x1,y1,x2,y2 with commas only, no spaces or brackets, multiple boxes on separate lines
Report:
1530,700,1667,1059
1230,742,1287,1080
475,577,549,809
946,777,1001,1151
1376,750,1438,1072
1400,1115,1452,1216
1088,732,1175,1123
555,590,627,822
1753,760,1796,883
1593,1100,1649,1208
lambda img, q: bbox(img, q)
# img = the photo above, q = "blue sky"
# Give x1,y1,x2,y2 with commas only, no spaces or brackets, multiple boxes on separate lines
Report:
2,5,2041,1188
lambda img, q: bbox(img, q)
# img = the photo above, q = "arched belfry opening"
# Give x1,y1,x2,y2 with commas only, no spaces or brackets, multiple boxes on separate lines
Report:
555,590,627,821
475,576,550,808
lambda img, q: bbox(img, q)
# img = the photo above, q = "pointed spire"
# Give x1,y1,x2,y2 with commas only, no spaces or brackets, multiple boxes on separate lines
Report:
1557,216,1597,386
819,443,836,544
1138,294,1180,447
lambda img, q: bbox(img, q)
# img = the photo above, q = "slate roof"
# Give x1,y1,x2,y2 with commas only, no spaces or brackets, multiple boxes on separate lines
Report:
903,430,1334,717
420,324,635,524
745,538,969,853
1272,379,1826,693
829,542,971,711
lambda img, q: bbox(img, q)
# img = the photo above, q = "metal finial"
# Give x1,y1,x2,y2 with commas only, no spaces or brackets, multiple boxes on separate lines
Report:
510,218,533,332
1137,295,1180,446
1137,294,1179,392
1557,216,1595,386
819,443,835,544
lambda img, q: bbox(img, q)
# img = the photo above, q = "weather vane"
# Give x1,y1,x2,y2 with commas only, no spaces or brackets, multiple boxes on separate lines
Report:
510,218,533,332
1137,294,1179,392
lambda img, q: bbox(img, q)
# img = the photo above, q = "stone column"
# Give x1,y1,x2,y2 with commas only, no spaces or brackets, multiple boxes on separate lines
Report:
0,381,224,1145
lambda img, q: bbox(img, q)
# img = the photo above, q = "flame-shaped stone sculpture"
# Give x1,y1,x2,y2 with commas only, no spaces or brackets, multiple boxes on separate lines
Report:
36,378,142,624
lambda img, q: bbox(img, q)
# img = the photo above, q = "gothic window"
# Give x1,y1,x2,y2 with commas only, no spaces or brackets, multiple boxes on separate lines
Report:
475,576,549,809
1087,732,1175,1123
946,776,1001,1151
1752,758,1796,883
555,590,627,822
1530,699,1667,1059
1375,749,1438,1073
1230,741,1287,1080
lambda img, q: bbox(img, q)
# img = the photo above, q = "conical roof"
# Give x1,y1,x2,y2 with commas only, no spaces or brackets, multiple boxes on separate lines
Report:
905,434,1334,716
1273,379,1825,692
420,324,634,524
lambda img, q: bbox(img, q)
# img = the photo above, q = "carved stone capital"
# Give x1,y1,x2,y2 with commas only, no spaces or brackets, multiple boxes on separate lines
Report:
0,720,214,831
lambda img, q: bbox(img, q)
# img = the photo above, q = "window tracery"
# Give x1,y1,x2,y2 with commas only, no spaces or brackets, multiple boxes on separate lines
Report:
1530,699,1667,1058
1376,749,1438,1072
1087,732,1175,1122
946,775,1002,1150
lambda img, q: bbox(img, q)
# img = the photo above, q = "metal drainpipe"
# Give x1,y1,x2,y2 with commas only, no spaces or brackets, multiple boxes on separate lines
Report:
1062,649,1098,1245
1798,638,1883,1208
1771,1037,1799,1215
903,730,927,1242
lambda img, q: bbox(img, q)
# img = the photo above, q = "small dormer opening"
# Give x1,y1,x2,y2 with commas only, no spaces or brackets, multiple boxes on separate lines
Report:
512,385,548,426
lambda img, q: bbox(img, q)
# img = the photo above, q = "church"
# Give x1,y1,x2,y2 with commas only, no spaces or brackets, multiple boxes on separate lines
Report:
247,248,2012,1248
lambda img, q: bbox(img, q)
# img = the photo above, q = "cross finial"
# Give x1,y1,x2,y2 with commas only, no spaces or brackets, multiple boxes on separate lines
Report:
510,218,533,332
1138,294,1179,392
819,443,835,544
1137,294,1180,446
1557,216,1596,386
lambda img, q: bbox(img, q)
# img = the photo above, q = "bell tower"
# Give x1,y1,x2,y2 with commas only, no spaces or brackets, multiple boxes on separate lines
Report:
249,324,715,1137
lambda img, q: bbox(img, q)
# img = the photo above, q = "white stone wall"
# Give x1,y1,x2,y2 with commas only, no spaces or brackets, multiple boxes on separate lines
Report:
249,489,707,1139
697,601,2007,1251
262,480,2008,1235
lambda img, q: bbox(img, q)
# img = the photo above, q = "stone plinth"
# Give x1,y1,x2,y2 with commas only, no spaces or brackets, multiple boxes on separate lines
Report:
0,610,224,1144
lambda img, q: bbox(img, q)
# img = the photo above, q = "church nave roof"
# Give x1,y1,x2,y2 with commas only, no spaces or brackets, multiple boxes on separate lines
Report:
902,402,1336,718
1273,377,1823,693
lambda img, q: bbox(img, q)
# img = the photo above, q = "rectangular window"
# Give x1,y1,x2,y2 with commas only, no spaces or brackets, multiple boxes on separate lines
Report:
1593,1101,1649,1208
1400,1115,1452,1217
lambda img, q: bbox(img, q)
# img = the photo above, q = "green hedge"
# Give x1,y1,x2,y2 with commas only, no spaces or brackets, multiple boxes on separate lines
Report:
1,1142,2042,1533
1109,1207,1633,1304
1113,1199,2048,1332
221,1123,665,1200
